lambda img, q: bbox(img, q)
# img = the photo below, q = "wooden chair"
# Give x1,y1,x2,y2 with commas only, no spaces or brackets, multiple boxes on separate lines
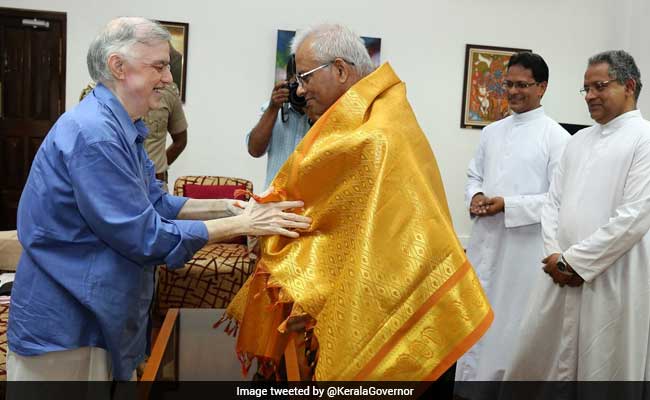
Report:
141,308,179,381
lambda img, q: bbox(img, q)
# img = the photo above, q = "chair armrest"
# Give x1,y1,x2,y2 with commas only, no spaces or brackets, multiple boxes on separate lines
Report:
141,308,179,381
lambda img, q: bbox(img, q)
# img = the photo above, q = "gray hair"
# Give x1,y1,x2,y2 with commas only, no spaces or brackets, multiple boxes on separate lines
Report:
87,17,170,84
290,24,375,77
588,50,643,101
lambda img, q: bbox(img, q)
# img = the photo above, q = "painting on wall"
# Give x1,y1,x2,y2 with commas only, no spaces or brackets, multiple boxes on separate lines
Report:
274,29,382,82
460,44,531,129
158,20,189,102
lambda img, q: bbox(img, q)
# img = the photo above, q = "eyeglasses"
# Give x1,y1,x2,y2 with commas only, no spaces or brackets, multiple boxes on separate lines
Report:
502,80,539,89
295,63,331,87
295,58,357,87
579,80,614,95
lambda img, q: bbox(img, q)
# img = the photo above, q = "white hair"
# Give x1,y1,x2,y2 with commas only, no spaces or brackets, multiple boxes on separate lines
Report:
87,17,170,84
290,24,375,77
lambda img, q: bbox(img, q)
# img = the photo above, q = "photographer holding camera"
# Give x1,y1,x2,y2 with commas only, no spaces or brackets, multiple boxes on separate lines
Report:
247,55,311,189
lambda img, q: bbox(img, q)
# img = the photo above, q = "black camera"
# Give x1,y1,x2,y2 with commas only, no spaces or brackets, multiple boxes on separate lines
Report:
286,54,306,109
281,55,307,123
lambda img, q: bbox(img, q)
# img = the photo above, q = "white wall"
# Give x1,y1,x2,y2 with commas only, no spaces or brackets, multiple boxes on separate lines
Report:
2,0,647,242
621,0,650,112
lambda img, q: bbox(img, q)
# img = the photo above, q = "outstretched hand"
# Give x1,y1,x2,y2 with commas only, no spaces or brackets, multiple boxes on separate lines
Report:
241,197,311,238
225,199,245,216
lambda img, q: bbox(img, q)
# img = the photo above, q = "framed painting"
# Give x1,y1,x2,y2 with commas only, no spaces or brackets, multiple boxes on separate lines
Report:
461,44,531,129
274,29,382,82
157,20,189,102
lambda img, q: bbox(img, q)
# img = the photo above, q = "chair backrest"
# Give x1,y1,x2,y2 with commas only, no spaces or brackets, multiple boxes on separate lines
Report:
173,176,253,199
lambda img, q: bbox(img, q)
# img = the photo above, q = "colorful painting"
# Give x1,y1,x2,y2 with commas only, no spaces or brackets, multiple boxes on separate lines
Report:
274,30,382,82
157,20,189,102
460,44,531,129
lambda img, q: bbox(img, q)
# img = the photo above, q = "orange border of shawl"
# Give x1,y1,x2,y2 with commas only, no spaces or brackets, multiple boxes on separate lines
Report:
353,260,494,380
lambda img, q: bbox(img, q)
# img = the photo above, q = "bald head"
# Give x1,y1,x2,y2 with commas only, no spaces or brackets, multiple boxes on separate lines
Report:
290,24,375,120
290,24,374,78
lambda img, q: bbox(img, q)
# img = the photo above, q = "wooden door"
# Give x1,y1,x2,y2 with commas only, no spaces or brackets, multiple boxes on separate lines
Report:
0,8,66,230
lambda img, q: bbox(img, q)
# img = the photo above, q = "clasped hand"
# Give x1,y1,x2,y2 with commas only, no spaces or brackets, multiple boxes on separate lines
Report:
469,194,504,216
542,253,584,287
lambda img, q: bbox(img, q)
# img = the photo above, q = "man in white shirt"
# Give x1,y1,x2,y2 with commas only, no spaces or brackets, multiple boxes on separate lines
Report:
455,52,570,390
247,56,311,190
506,50,650,381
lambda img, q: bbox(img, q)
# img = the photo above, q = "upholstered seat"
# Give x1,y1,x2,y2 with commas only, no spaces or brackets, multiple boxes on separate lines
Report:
155,176,256,317
0,304,8,381
0,230,21,381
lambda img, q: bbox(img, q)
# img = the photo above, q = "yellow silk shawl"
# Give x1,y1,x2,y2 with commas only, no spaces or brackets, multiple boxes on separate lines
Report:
228,63,492,381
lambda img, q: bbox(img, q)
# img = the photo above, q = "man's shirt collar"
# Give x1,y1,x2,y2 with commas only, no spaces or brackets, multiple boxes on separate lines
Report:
93,83,149,143
511,106,545,125
600,109,642,136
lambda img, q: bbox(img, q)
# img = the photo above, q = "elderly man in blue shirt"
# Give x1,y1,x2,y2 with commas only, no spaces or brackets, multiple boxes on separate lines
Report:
7,17,310,381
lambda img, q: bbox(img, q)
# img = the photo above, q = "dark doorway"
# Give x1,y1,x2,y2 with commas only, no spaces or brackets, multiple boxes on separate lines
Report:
0,7,66,230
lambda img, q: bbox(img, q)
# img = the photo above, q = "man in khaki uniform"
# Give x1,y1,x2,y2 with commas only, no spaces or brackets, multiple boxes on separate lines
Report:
142,81,188,191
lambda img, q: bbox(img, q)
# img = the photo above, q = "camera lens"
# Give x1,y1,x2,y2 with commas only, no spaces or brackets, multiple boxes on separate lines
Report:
288,81,306,108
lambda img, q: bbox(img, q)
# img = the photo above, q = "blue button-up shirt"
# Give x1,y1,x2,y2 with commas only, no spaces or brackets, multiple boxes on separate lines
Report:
8,83,208,380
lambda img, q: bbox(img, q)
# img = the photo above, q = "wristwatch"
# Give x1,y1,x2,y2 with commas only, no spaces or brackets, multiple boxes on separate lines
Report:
556,254,574,276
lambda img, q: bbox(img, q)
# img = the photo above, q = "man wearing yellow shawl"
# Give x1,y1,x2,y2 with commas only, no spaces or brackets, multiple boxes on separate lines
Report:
227,24,493,381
